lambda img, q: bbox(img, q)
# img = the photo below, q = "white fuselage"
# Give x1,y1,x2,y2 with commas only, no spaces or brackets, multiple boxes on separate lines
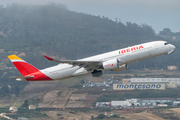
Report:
40,41,175,80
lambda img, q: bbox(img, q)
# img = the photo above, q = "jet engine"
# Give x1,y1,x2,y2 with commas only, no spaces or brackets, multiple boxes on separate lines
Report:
103,59,119,70
102,59,127,72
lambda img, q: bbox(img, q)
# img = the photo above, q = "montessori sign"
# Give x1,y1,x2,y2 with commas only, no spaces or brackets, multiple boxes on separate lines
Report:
113,84,165,90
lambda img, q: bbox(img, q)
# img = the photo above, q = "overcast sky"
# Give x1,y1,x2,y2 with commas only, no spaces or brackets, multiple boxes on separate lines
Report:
1,0,180,33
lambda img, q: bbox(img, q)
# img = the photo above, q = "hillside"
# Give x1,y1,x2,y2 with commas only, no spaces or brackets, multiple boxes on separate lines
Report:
0,3,179,69
0,3,158,67
0,3,179,96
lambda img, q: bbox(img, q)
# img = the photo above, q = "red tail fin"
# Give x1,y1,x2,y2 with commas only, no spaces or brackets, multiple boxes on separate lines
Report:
8,55,39,76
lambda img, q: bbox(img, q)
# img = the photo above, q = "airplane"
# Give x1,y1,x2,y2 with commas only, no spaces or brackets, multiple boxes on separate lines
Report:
8,41,175,81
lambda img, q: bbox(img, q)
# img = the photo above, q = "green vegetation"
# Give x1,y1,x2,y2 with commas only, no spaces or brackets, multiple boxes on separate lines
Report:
22,100,29,108
74,108,89,113
28,98,40,106
0,108,10,113
96,108,111,112
0,70,28,96
93,113,122,119
58,91,62,96
70,79,85,88
70,84,82,88
111,114,120,118
0,116,7,120
7,101,47,119
69,111,76,114
159,28,180,37
96,114,106,119
57,113,62,116
134,109,143,113
7,109,47,119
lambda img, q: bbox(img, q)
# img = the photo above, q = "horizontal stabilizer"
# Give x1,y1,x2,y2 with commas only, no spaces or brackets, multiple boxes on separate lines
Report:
9,76,34,79
9,76,34,81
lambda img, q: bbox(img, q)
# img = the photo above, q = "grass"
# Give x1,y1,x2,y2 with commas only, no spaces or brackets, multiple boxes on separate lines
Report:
11,100,23,108
0,116,7,120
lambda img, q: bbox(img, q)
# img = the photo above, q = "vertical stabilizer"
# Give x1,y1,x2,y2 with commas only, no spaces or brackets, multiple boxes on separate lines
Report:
8,55,39,76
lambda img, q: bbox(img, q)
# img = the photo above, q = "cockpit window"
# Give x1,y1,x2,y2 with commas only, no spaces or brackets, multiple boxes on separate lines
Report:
164,43,169,45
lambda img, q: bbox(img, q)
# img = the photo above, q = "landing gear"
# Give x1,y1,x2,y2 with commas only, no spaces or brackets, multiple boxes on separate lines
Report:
91,70,103,77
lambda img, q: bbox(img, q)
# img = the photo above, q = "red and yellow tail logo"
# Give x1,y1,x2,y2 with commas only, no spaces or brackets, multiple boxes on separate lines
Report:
8,55,39,76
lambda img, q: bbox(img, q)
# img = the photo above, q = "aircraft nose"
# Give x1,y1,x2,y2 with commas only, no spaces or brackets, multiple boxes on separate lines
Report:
170,44,176,50
167,44,175,55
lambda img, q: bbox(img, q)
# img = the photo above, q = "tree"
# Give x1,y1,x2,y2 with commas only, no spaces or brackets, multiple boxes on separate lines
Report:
159,28,172,35
22,100,29,108
96,114,106,119
111,114,120,118
80,80,85,84
156,102,160,105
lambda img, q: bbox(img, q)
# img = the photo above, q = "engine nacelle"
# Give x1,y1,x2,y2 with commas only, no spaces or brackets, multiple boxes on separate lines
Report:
113,64,128,72
103,59,119,70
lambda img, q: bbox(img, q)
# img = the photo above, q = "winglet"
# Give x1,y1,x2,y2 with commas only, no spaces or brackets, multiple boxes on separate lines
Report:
43,55,54,61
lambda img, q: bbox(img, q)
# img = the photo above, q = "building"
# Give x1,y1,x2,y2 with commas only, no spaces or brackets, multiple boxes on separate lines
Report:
96,98,175,109
111,101,131,107
141,98,174,104
166,83,177,89
122,79,131,84
173,101,180,106
133,102,156,107
157,104,168,107
96,102,111,107
167,65,178,70
172,98,180,106
9,106,18,113
126,98,140,103
28,105,36,110
130,78,180,85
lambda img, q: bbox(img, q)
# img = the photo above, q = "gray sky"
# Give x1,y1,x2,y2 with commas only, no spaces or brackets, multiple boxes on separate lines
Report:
1,0,180,33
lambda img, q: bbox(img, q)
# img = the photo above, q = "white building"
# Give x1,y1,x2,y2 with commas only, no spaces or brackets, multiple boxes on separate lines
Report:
141,98,174,103
157,104,168,107
111,101,131,107
173,101,180,106
9,106,18,113
130,78,180,85
96,102,111,107
133,102,156,106
126,98,140,103
28,105,36,110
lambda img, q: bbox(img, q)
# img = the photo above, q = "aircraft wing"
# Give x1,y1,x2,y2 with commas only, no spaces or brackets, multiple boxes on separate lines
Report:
43,55,102,71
